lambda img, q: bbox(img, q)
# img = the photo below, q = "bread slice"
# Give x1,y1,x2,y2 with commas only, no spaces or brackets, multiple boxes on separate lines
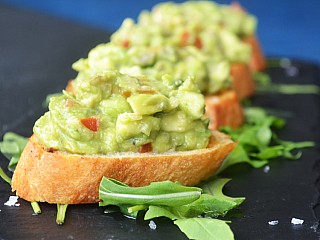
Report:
244,35,266,72
11,131,235,204
205,90,244,130
231,63,256,99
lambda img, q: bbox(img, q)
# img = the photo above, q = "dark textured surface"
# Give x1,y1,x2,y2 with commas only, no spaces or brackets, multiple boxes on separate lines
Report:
0,4,319,240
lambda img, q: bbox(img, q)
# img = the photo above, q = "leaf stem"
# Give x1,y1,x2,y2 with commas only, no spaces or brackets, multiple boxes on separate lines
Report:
0,167,12,185
128,204,148,213
56,204,68,225
31,202,41,214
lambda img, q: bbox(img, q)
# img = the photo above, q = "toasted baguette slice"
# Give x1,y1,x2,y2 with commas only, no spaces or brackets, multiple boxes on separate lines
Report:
243,35,266,72
231,63,256,99
205,90,244,130
11,131,235,204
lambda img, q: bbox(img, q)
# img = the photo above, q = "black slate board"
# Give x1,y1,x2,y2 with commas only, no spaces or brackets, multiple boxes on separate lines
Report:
0,4,319,240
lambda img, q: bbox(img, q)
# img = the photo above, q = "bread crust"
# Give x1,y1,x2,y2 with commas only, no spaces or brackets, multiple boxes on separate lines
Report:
231,63,256,99
11,131,235,204
244,35,266,72
205,90,244,130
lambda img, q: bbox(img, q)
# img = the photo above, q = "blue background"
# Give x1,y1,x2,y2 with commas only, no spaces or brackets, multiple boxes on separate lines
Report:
1,0,319,64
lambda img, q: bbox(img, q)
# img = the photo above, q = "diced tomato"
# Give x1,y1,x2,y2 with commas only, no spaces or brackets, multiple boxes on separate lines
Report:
180,31,190,47
137,89,156,94
122,39,130,48
180,31,202,49
138,143,153,153
230,2,245,12
121,90,132,98
194,36,202,49
80,117,100,132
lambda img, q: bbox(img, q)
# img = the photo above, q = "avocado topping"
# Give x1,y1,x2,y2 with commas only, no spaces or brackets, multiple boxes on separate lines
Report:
34,71,211,154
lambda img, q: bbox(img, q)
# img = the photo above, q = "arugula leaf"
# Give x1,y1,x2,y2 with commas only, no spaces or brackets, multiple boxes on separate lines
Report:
174,218,234,240
217,145,267,173
144,206,234,240
0,132,28,171
219,107,314,171
176,178,245,218
99,177,202,207
200,178,245,206
173,194,238,218
144,205,180,220
100,178,243,240
0,132,43,216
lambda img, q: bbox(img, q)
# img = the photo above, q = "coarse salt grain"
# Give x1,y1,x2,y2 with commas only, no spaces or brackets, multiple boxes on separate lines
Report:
268,220,279,226
149,220,157,230
4,196,19,207
263,165,270,173
291,218,304,225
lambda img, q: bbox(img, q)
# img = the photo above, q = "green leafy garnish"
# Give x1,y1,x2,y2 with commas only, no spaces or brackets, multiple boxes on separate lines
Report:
200,178,245,206
99,178,202,207
99,177,242,240
0,132,28,171
174,218,234,240
218,107,314,172
253,72,272,86
254,71,320,95
56,204,68,225
0,132,42,215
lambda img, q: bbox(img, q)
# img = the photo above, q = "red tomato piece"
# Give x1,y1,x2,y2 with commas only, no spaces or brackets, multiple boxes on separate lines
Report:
180,31,190,47
138,143,153,153
195,36,202,49
80,117,100,132
137,89,156,94
121,90,132,98
122,39,130,48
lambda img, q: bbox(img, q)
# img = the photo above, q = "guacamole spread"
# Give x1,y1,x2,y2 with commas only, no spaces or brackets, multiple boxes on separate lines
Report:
34,71,211,154
34,1,256,154
72,1,257,95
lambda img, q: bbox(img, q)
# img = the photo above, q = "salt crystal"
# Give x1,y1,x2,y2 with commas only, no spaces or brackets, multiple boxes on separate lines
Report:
263,165,270,173
268,220,279,226
4,196,19,206
291,218,304,225
149,220,157,230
